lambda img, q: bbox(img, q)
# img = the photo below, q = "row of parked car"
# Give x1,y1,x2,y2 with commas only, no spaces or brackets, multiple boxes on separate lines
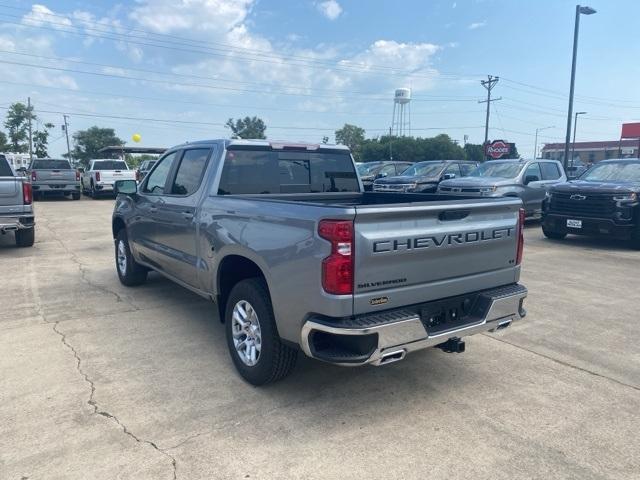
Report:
356,157,640,248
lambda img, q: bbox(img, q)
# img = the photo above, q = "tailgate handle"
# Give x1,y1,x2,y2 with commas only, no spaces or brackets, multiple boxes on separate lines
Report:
439,210,470,221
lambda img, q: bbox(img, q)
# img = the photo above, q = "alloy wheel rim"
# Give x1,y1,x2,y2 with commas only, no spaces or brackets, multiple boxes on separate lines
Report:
117,240,127,275
231,300,262,366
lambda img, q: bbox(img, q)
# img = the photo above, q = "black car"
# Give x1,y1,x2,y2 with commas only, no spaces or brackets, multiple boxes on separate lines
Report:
356,161,413,191
373,160,477,193
542,159,640,248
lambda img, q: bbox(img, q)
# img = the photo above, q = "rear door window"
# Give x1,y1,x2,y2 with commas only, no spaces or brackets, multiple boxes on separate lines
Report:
31,160,71,170
378,164,396,177
444,163,461,176
92,160,128,170
170,149,210,196
540,162,561,180
143,152,177,194
218,150,359,194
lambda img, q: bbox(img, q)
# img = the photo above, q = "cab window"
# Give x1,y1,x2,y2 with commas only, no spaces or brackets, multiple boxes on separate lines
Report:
143,152,177,194
524,163,542,183
540,162,561,180
170,149,210,196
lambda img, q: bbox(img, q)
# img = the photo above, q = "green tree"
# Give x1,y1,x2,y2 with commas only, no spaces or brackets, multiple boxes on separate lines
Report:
70,126,124,166
463,143,485,162
0,131,9,151
33,123,54,158
504,143,520,159
321,136,329,144
335,123,366,161
359,134,466,163
225,116,266,139
4,102,35,153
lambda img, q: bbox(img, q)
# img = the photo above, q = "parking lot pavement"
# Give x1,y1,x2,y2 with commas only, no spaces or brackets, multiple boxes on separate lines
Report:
1,198,639,480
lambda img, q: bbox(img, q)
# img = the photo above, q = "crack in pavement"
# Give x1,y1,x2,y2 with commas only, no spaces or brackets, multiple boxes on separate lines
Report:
51,320,178,480
40,219,139,311
483,334,640,392
33,214,177,479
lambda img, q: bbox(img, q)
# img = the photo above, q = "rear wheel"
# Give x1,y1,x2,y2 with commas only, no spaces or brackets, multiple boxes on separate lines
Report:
72,192,81,200
15,227,35,247
90,182,97,199
115,229,147,286
542,226,567,240
225,278,297,385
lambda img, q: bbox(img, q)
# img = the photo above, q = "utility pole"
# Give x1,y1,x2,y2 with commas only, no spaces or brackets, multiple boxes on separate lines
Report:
63,115,72,166
388,127,393,161
27,97,33,163
478,75,501,160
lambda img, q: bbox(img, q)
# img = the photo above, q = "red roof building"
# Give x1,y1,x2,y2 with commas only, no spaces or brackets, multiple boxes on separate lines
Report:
541,139,639,163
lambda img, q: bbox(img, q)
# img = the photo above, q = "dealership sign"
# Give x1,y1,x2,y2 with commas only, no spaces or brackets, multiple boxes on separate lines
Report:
485,140,514,159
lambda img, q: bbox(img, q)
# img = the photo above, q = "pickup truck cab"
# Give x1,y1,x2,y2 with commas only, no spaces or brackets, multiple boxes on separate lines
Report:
112,140,528,385
28,158,80,200
81,159,135,198
542,159,640,248
356,161,413,191
0,154,35,247
439,159,567,218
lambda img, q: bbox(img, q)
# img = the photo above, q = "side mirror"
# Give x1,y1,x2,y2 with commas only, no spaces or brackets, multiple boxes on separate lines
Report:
16,167,27,174
77,167,85,173
114,179,137,196
377,172,388,178
524,175,540,185
443,173,456,180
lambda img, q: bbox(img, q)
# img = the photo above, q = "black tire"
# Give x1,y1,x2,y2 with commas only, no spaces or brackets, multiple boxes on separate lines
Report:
90,182,97,199
115,229,148,286
72,192,81,200
542,226,567,240
225,278,297,385
631,225,640,250
15,227,35,247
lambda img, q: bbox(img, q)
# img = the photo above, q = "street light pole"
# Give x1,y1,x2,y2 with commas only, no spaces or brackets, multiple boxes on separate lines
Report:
563,5,596,171
570,111,587,168
534,126,555,159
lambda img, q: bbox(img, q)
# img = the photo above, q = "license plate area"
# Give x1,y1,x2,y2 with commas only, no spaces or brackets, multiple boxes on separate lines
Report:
567,219,582,228
420,292,483,335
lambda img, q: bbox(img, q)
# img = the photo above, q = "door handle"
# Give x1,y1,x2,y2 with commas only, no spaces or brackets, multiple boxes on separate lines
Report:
149,207,158,213
182,212,194,220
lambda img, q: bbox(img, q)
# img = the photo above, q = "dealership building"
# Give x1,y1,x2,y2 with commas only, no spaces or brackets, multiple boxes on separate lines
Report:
541,139,639,164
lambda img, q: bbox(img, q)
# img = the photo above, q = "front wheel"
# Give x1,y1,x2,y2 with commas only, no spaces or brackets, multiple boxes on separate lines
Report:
71,192,81,200
225,279,297,385
542,226,567,240
631,224,640,250
115,229,148,286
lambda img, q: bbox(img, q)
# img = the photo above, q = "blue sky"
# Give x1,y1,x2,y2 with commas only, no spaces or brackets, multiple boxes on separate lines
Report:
1,0,639,158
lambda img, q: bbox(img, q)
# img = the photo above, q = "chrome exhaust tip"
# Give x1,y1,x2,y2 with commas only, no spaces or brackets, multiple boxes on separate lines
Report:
377,349,407,365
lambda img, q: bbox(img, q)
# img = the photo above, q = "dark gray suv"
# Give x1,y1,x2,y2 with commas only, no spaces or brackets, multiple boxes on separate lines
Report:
439,159,567,217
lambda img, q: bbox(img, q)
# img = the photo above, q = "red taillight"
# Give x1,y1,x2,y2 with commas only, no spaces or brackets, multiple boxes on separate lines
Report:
318,219,354,295
75,170,80,181
23,182,33,205
95,171,101,182
516,208,525,265
31,171,37,181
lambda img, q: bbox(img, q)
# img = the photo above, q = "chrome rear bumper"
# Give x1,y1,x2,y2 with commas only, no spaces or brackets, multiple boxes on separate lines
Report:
0,215,35,232
301,283,527,366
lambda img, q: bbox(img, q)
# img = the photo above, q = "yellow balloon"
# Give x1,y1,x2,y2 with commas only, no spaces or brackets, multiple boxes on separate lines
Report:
132,133,141,143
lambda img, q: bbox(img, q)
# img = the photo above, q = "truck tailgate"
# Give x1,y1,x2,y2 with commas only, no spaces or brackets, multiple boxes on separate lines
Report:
353,198,522,315
99,170,136,183
34,170,76,184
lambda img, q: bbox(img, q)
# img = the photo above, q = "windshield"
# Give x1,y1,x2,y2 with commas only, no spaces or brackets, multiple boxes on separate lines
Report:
93,161,128,170
581,162,640,182
469,162,525,178
401,162,445,177
356,163,382,175
31,159,71,170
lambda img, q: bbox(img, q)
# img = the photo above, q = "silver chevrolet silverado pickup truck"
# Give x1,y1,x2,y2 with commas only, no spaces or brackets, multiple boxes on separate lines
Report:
112,140,527,385
0,154,35,247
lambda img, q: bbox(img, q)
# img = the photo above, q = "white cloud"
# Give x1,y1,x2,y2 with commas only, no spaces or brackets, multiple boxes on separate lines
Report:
22,4,72,29
468,21,486,30
316,1,343,20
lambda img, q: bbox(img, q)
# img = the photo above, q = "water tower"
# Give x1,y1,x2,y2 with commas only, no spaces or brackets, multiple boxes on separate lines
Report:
391,88,411,136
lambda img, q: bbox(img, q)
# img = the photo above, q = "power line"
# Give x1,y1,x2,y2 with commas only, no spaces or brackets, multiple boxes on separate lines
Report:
0,105,484,133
